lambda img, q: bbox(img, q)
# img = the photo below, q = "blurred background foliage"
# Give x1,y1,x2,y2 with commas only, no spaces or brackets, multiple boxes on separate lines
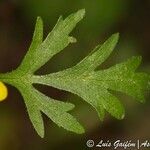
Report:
0,0,149,150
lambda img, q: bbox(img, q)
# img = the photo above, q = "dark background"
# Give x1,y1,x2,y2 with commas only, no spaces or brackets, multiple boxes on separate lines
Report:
0,0,149,150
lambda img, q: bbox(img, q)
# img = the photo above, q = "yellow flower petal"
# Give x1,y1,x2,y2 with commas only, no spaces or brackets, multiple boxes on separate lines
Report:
0,82,8,101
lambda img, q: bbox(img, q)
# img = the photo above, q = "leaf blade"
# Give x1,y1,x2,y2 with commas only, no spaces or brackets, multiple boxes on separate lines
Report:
19,9,85,73
19,17,43,73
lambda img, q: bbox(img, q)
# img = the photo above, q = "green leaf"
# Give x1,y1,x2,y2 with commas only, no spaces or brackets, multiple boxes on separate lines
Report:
0,9,149,138
19,84,84,137
75,33,119,72
33,33,149,121
19,17,43,74
19,9,85,73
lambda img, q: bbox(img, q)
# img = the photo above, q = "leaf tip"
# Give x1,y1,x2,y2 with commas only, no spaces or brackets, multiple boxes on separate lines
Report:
120,113,125,120
126,56,142,70
39,131,45,138
117,107,125,120
65,102,75,111
35,124,45,138
75,125,85,134
112,32,119,42
69,36,77,43
114,111,125,120
76,9,85,20
36,16,43,24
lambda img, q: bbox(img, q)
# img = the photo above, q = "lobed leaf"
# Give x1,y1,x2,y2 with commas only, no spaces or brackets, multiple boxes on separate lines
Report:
34,34,149,121
19,84,83,138
0,9,149,138
19,17,43,74
19,9,85,73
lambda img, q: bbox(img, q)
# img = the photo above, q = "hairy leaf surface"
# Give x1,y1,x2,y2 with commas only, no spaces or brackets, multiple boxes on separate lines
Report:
0,9,149,138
